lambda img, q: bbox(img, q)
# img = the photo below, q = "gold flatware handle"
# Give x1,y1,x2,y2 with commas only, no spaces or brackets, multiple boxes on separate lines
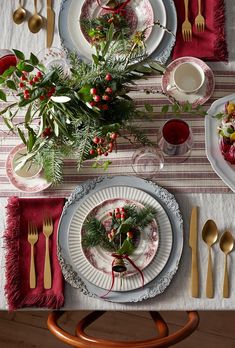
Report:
30,244,36,289
191,250,199,297
44,237,52,289
223,254,229,298
184,0,189,19
206,247,214,298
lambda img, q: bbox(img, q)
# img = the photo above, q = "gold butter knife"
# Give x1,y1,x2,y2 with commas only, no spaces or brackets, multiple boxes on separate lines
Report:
47,0,55,48
189,206,199,297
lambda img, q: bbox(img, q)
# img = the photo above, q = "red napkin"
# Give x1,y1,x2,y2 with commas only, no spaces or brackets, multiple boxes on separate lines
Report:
172,0,228,61
4,197,65,310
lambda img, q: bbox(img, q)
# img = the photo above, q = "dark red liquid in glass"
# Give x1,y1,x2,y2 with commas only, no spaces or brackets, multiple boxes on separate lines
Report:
0,55,17,75
162,119,190,145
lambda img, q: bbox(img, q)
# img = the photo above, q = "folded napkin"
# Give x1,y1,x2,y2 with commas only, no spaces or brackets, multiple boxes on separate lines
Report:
4,197,65,310
172,0,228,61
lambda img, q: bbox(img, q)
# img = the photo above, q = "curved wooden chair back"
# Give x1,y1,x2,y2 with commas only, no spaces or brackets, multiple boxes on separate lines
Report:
47,310,199,348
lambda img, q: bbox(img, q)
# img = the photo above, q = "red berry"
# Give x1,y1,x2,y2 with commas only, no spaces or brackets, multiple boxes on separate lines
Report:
121,207,125,212
42,127,52,137
93,136,100,144
89,149,95,155
109,212,113,217
37,71,43,78
89,101,96,107
90,88,97,95
115,208,120,212
49,87,56,94
99,138,105,144
102,94,110,101
127,231,133,239
24,94,30,99
104,152,108,156
105,87,113,94
93,95,101,102
29,80,34,86
121,213,125,219
110,132,118,140
47,92,53,98
116,213,121,219
39,95,45,101
20,75,27,81
101,104,109,110
105,73,112,81
33,76,39,83
19,82,25,88
97,148,103,155
24,89,30,95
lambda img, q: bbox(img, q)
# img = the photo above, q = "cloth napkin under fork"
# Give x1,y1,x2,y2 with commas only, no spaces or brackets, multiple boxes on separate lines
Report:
172,0,228,61
4,197,65,311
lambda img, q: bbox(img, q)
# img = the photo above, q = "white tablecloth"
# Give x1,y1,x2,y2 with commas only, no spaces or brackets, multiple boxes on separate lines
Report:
1,1,235,310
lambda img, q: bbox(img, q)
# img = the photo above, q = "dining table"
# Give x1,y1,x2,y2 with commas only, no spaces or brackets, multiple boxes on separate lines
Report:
1,0,235,312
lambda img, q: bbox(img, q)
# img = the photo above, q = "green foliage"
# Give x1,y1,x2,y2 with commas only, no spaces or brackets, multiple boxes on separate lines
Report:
123,204,157,230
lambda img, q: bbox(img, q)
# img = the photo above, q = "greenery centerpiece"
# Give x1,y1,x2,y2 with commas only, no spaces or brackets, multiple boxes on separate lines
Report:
0,20,165,184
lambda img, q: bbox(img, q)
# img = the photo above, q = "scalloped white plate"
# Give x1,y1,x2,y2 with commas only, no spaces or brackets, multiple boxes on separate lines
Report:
68,186,172,291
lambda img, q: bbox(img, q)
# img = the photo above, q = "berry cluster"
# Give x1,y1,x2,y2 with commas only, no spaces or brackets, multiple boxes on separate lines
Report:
107,207,134,242
18,70,56,101
90,132,118,157
89,73,113,111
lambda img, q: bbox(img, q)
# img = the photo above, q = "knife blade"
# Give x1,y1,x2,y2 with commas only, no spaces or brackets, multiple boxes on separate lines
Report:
189,206,199,297
47,0,55,48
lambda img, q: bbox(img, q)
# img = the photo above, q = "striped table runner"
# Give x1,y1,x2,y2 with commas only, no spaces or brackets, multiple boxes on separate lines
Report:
1,71,235,197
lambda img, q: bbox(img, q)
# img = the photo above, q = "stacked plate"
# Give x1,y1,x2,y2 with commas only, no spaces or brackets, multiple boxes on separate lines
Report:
57,175,183,302
59,0,177,64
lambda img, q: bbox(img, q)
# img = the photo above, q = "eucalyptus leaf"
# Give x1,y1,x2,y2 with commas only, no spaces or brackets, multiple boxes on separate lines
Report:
2,117,14,130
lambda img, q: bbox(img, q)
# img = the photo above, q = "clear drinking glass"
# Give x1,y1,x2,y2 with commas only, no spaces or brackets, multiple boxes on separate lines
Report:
131,146,164,179
158,119,193,162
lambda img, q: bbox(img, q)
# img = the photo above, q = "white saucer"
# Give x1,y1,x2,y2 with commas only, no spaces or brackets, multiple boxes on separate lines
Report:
161,57,215,106
5,144,52,193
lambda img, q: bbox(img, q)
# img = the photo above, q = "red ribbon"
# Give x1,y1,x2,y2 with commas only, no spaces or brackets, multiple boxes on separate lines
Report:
101,253,145,298
97,0,131,14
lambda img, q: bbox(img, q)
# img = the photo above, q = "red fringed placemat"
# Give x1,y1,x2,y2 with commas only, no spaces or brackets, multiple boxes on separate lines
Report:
173,0,228,61
4,197,65,310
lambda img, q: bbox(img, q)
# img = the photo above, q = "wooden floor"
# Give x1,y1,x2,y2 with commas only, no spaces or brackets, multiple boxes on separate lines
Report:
0,311,235,347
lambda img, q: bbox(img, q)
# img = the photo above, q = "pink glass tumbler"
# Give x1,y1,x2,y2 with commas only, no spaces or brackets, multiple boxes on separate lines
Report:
158,119,193,160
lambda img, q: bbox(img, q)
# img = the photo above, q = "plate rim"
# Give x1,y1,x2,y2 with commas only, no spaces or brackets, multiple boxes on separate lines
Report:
205,93,235,192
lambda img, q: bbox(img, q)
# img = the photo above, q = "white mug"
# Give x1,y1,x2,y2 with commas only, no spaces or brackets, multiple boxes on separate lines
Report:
167,62,205,94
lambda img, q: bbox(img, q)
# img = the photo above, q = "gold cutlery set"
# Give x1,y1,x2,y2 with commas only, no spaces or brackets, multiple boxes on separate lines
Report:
190,207,234,298
182,0,205,42
13,0,55,47
27,217,54,289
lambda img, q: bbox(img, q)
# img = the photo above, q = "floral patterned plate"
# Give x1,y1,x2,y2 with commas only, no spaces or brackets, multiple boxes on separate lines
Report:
82,198,159,276
162,56,215,106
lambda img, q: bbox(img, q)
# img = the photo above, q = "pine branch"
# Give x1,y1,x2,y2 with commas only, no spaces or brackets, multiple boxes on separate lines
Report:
41,146,63,184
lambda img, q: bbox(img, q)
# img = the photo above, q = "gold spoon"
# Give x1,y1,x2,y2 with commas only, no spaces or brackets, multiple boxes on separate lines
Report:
202,219,218,298
13,0,26,25
28,0,43,34
219,231,234,298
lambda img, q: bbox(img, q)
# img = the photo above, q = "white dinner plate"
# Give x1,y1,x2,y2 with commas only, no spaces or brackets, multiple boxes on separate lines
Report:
57,176,183,302
81,198,159,277
59,0,166,60
68,186,172,291
205,93,235,192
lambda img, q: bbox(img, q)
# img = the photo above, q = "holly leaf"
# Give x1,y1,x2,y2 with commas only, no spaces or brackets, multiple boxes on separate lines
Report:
13,49,25,60
116,217,133,235
78,84,92,102
116,239,135,255
6,80,17,90
0,89,6,101
30,53,39,66
2,66,15,78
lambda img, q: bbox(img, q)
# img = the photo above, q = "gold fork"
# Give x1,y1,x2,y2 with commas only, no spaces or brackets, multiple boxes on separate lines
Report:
28,223,38,289
43,217,54,289
195,0,205,32
182,0,192,42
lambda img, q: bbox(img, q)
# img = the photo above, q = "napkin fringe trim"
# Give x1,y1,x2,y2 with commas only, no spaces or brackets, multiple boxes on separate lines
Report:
19,294,64,309
4,196,22,311
214,0,228,61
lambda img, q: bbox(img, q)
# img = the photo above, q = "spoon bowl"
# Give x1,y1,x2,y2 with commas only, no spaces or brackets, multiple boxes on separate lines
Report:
13,1,26,25
220,231,234,255
202,219,218,247
28,0,43,34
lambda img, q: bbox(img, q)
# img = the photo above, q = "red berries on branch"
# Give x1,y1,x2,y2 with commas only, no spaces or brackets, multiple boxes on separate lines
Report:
90,132,119,158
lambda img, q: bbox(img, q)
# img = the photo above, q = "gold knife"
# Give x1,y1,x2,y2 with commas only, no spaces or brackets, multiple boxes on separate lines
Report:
189,206,199,297
47,0,55,48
